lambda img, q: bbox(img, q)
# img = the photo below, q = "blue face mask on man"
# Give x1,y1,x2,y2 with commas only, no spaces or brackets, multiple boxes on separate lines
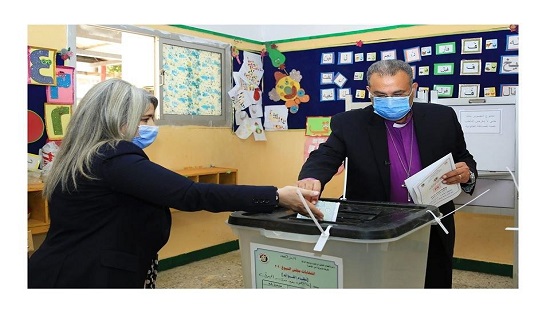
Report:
132,125,159,149
372,90,413,121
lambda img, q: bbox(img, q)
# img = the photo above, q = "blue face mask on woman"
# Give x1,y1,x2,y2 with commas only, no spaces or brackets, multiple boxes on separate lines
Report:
132,125,159,149
372,90,413,121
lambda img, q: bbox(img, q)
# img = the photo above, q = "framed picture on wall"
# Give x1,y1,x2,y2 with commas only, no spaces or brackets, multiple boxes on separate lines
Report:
381,49,396,60
500,84,518,96
320,88,335,101
506,34,519,51
320,72,334,85
421,46,432,56
434,63,454,75
434,84,454,98
484,62,498,73
366,52,377,61
500,55,518,74
333,72,348,88
419,66,429,76
461,37,482,54
484,87,496,97
460,59,481,75
403,46,421,63
338,51,353,64
321,52,335,65
435,42,456,55
337,88,351,100
458,84,480,98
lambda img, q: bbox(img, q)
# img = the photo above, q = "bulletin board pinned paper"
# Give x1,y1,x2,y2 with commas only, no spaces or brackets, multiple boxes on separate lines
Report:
44,103,72,140
28,46,57,86
46,66,75,103
305,116,331,136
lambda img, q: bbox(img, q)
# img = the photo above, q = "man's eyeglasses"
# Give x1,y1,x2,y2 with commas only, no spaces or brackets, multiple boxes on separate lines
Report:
368,89,413,98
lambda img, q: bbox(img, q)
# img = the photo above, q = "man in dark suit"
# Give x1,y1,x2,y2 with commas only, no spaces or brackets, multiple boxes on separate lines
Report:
297,59,477,288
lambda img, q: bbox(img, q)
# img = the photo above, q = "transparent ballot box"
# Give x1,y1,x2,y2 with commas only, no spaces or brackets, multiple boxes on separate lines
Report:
227,199,440,288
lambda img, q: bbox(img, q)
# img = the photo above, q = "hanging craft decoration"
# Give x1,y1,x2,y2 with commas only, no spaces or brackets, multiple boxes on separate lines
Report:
232,46,241,65
59,47,74,60
268,70,310,110
265,44,286,70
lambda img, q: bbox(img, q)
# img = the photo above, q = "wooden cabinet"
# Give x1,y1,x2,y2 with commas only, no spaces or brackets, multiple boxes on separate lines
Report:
159,167,239,260
175,166,237,184
28,182,49,235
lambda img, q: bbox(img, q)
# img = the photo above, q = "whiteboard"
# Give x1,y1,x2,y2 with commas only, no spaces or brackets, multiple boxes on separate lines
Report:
432,97,517,172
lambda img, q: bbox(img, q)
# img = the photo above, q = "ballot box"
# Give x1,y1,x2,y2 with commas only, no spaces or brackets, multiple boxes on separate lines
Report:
227,199,440,288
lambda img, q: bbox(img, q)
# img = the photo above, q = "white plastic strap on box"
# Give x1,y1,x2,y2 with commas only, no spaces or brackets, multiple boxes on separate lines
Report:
426,210,448,234
427,188,491,234
296,189,333,252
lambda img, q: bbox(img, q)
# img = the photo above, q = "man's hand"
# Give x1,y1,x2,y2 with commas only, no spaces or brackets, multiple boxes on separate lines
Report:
296,178,322,204
442,162,471,184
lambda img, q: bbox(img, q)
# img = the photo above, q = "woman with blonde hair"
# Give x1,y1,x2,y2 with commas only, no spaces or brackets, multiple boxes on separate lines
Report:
28,78,322,288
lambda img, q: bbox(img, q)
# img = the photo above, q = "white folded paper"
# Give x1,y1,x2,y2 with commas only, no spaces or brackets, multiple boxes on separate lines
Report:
404,153,461,207
297,200,340,222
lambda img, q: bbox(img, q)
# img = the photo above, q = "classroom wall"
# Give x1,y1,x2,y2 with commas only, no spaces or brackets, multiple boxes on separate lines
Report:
27,24,515,269
28,24,510,197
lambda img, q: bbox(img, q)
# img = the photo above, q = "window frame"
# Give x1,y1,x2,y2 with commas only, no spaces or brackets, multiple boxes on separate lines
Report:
80,24,233,127
157,37,233,127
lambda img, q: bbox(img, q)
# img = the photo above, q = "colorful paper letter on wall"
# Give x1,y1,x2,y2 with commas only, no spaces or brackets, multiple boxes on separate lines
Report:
44,103,72,140
28,46,57,85
46,66,75,103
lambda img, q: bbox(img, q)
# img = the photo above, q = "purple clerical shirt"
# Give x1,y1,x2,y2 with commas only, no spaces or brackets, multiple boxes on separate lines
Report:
385,117,422,203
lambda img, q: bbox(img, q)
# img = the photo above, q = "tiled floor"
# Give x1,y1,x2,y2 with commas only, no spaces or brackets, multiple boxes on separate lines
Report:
156,250,515,289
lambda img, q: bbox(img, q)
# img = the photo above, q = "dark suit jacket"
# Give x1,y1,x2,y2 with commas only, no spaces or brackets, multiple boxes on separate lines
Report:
299,103,477,282
28,141,278,288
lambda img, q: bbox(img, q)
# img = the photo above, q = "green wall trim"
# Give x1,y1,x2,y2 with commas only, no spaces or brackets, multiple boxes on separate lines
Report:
265,24,418,45
169,24,418,45
169,25,264,45
453,257,513,277
158,240,239,272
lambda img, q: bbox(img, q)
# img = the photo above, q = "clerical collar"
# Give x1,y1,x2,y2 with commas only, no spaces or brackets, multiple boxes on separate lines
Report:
389,112,413,128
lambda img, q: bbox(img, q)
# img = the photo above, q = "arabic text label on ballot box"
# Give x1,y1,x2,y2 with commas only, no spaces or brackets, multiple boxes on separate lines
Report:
227,199,440,288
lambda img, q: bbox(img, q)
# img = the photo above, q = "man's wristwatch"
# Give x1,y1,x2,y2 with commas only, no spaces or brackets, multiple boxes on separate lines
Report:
468,170,476,184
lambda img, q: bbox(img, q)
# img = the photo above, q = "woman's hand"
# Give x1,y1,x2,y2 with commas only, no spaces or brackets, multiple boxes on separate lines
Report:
277,186,324,220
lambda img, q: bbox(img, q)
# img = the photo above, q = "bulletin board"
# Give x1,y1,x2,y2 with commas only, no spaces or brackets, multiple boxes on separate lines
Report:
259,28,518,129
28,52,70,155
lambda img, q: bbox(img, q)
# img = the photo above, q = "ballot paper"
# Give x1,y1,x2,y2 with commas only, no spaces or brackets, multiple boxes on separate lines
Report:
297,200,340,222
404,153,461,207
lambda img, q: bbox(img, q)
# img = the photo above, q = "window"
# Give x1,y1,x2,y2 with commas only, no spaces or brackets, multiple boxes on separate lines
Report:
157,37,232,126
75,25,233,127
